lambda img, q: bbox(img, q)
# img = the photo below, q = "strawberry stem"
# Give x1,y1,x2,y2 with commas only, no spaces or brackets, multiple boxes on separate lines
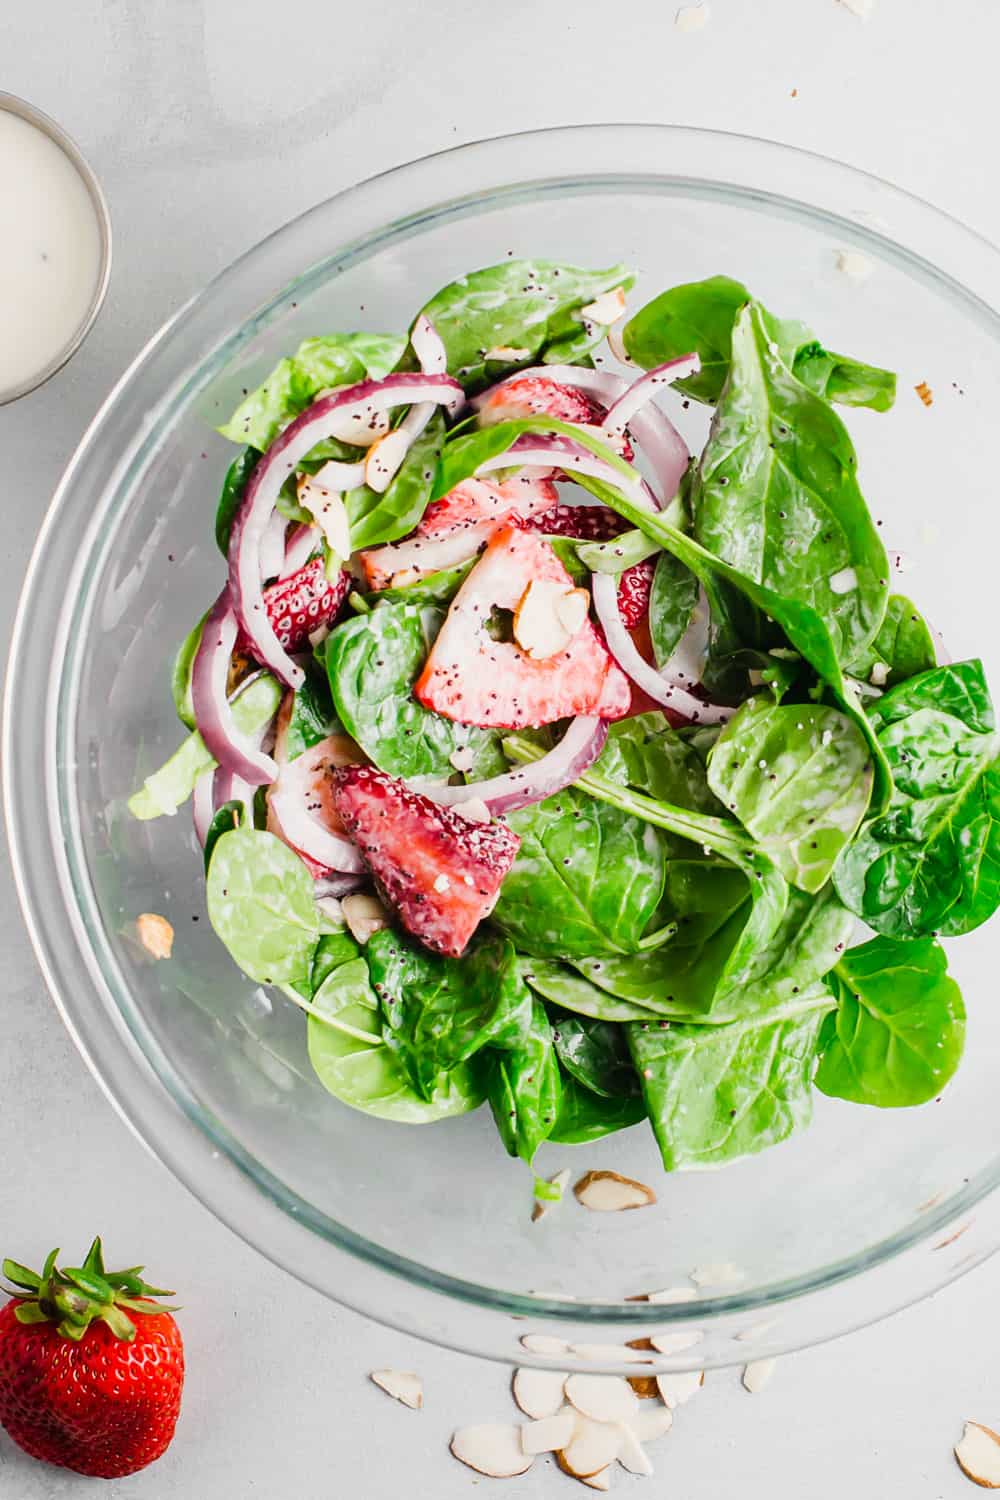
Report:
2,1238,177,1342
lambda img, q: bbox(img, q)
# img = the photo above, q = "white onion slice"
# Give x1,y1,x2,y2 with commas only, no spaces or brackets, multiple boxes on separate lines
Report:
418,716,608,817
602,354,701,435
259,510,287,583
228,373,463,688
591,572,733,725
280,523,320,578
191,590,279,785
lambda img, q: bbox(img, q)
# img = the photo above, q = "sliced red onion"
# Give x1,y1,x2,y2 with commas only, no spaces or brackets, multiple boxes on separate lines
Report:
371,317,453,493
475,434,657,514
602,354,701,435
471,364,690,506
411,314,448,376
191,590,280,785
280,522,320,578
418,716,608,817
228,373,463,688
313,873,366,899
267,737,367,874
259,510,287,583
591,572,733,726
192,768,216,846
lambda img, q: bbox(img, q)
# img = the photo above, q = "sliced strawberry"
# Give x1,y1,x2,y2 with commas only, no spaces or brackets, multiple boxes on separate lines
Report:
526,503,629,542
236,557,348,659
360,476,557,590
478,375,605,428
332,765,520,957
414,525,632,728
617,558,655,628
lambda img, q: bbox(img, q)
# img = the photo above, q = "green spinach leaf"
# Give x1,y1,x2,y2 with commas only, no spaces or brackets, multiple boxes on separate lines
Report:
707,698,873,893
815,935,965,1107
215,446,258,555
834,660,1000,937
415,260,633,392
551,1014,639,1099
596,715,725,815
346,411,445,552
487,1000,563,1164
206,828,319,984
307,953,486,1122
203,799,243,872
367,928,533,1102
492,785,666,957
691,303,889,668
129,674,282,820
846,593,937,689
629,989,833,1169
325,600,502,779
523,959,664,1023
649,550,700,669
283,674,342,761
171,616,204,729
548,1073,647,1144
218,333,406,451
622,275,896,412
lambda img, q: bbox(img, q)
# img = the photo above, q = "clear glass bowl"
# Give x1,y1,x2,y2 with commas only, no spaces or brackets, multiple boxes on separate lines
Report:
7,125,1000,1375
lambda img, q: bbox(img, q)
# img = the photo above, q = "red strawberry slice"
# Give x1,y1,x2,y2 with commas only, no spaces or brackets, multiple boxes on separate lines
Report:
617,558,656,629
478,375,605,428
236,557,348,658
414,525,632,728
526,503,629,542
360,476,557,591
332,765,520,957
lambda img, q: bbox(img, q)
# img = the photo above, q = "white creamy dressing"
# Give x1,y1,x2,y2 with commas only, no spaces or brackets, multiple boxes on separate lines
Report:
0,108,103,397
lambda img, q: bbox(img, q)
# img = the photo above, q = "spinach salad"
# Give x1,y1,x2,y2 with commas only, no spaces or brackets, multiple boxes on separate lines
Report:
130,261,991,1181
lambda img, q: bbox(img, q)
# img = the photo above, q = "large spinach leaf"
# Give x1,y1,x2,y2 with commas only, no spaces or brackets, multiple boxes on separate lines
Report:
492,785,666,958
283,673,342,761
707,698,873,893
834,661,1000,937
596,715,725,816
487,1001,562,1164
690,302,889,668
215,446,258,555
218,333,406,451
815,936,965,1107
622,275,895,412
171,615,204,729
548,1073,647,1144
629,989,833,1169
346,411,445,552
367,928,532,1102
649,550,701,669
551,1014,639,1099
846,593,937,689
325,600,502,779
523,959,664,1023
415,260,633,392
307,950,486,1122
206,828,320,984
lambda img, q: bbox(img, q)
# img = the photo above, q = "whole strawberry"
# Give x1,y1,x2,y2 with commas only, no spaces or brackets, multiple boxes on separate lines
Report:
0,1237,184,1479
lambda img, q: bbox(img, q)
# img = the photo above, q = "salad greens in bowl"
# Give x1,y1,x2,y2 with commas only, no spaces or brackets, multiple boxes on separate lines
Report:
9,127,1000,1372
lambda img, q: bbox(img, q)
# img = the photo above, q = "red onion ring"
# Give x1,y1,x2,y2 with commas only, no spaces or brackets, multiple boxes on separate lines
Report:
192,768,216,846
372,317,452,492
476,434,657,513
228,373,463,688
418,716,608,817
191,590,280,785
280,522,319,578
602,354,700,436
591,572,734,726
259,510,287,583
267,736,367,874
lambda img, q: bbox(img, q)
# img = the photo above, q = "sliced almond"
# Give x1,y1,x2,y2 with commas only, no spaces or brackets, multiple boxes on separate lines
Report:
554,587,590,638
565,1375,639,1426
645,1285,699,1305
369,1369,423,1409
690,1261,744,1287
835,248,874,280
617,1424,654,1476
742,1358,776,1394
956,1422,1000,1487
513,578,575,660
521,1408,576,1455
448,745,476,773
520,1332,571,1358
580,287,627,325
655,1370,704,1409
296,476,351,560
365,429,410,493
735,1319,778,1342
580,1469,611,1492
571,1343,652,1365
649,1330,703,1355
512,1367,568,1420
573,1171,656,1213
558,1416,624,1478
635,1404,673,1443
341,893,389,945
532,1166,571,1223
451,1424,534,1478
388,566,422,588
486,345,531,362
627,1375,661,1400
452,797,492,824
675,3,710,31
134,913,174,960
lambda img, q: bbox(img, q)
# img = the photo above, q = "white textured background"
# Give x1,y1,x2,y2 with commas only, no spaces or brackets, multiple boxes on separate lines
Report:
0,1,995,1494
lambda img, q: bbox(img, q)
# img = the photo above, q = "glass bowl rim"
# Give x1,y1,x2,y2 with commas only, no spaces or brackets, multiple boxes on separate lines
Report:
6,122,1000,1361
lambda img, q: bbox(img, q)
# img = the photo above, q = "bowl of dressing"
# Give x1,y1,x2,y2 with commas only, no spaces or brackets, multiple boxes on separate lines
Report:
0,93,111,405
